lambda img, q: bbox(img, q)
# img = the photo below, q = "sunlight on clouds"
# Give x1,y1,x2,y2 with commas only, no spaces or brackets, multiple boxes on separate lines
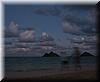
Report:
9,21,18,34
19,30,35,42
40,32,54,41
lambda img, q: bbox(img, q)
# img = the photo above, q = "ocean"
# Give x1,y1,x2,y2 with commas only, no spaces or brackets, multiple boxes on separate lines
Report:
5,56,97,72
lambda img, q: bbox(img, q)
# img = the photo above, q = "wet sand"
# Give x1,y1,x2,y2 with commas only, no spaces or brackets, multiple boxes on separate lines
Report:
3,67,98,81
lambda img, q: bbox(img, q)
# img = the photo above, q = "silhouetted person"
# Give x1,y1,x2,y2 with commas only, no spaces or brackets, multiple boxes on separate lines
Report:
73,47,81,70
61,58,69,70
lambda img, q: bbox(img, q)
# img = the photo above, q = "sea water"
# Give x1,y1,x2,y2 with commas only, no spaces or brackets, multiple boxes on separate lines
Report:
5,56,97,72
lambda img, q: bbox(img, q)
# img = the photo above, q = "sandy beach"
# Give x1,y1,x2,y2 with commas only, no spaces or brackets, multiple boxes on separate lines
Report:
3,67,97,81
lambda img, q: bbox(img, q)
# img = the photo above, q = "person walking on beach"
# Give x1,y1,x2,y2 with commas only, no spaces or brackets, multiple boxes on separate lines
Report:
61,57,69,71
73,47,81,70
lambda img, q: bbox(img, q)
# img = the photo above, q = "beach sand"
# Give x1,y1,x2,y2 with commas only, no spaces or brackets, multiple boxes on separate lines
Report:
3,67,98,81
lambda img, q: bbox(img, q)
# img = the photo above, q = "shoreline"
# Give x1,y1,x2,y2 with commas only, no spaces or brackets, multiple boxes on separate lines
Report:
4,67,97,81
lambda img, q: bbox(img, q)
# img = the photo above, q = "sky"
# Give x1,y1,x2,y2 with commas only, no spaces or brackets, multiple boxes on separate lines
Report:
4,4,97,56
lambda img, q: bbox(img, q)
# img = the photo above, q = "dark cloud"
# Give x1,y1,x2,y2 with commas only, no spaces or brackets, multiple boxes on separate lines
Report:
33,8,49,15
62,21,81,34
4,29,18,37
62,6,96,35
63,18,96,35
62,5,95,10
32,5,96,35
33,6,61,16
39,41,56,46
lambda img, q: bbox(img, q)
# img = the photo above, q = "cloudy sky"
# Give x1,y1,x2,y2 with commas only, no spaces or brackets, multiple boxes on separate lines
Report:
4,4,97,56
